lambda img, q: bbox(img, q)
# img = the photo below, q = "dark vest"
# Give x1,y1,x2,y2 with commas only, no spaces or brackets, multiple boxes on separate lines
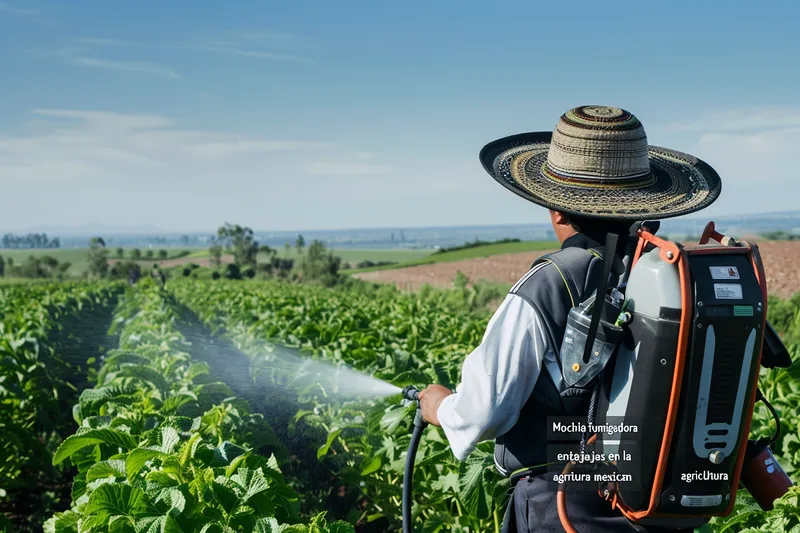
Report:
493,234,616,478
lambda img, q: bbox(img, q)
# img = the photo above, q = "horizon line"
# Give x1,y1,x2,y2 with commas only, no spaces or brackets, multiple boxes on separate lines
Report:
5,207,800,237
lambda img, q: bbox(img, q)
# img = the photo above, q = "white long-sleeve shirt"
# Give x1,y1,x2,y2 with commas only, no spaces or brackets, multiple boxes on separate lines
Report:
436,292,557,461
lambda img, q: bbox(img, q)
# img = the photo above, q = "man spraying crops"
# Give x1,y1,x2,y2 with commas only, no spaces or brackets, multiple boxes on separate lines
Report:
417,106,722,532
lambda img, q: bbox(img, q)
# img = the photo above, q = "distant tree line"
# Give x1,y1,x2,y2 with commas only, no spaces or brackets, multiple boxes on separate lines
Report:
1,233,60,249
434,237,522,254
761,230,800,241
0,254,70,280
113,248,191,260
347,260,398,269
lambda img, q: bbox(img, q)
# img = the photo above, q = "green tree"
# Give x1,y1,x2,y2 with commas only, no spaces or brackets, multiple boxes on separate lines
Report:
0,254,4,277
145,249,154,259
56,262,71,279
158,249,168,259
131,248,142,259
216,223,258,266
87,237,109,278
116,247,125,258
259,244,276,259
209,239,223,267
295,234,305,254
300,240,341,286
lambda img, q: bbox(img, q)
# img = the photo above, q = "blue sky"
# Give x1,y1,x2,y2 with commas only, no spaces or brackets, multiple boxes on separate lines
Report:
1,0,799,232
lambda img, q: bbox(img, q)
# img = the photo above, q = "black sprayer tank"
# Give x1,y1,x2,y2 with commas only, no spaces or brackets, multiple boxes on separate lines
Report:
594,246,764,520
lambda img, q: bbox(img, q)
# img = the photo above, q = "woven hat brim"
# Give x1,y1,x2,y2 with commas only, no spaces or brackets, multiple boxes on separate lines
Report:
479,132,722,221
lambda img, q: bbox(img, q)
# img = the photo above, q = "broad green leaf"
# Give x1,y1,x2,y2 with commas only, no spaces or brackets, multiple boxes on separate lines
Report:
159,427,181,454
209,481,239,516
254,517,280,533
83,483,154,520
53,429,138,465
317,429,343,460
458,456,491,519
360,456,381,476
229,467,270,503
119,365,170,393
154,487,187,516
43,511,79,533
127,448,169,481
187,362,210,380
380,404,414,435
431,471,459,495
212,441,248,466
87,459,127,482
134,514,184,533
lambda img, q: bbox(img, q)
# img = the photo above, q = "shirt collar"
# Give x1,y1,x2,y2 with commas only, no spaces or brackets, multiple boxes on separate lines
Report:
560,233,602,251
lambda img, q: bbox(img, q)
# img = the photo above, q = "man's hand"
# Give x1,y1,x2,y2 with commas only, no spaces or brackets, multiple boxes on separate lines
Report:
417,384,453,427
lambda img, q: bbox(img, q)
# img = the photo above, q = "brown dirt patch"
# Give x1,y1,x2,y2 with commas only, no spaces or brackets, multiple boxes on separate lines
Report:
353,241,800,299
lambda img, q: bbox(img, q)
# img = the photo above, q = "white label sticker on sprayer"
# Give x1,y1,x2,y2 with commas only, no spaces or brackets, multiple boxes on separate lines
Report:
714,283,743,300
710,266,740,280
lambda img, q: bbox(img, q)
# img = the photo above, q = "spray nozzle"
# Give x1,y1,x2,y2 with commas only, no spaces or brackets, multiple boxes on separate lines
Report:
402,385,421,402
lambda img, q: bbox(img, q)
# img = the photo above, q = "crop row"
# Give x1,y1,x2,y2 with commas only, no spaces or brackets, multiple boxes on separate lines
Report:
0,281,121,528
45,277,354,533
170,278,800,533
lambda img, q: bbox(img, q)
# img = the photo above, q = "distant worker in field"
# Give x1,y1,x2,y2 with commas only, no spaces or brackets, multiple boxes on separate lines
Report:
128,264,141,286
151,264,166,290
417,106,721,533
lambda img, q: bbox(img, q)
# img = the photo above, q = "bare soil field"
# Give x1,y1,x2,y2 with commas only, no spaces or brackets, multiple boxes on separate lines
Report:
353,241,800,299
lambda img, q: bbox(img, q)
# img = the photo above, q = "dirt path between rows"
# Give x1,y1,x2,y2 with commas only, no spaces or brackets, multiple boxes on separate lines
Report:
353,241,800,299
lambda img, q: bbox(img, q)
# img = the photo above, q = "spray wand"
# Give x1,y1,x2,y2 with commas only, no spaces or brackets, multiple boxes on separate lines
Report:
401,385,428,533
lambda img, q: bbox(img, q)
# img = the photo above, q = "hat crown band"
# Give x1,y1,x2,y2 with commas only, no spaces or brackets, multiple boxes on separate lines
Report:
546,106,651,181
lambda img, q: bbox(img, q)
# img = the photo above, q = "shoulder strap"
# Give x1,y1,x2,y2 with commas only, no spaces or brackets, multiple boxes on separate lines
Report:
529,247,603,307
580,232,619,365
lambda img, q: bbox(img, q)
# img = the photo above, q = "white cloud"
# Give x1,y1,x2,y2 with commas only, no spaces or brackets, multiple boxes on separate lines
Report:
0,109,333,184
66,56,180,79
695,127,800,184
305,162,392,176
651,107,800,192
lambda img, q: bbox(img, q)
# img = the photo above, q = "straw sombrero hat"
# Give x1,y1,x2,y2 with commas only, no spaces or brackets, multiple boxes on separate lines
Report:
479,105,722,220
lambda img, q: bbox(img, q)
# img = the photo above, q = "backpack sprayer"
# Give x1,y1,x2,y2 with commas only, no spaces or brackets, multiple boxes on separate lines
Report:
555,222,794,532
399,221,794,533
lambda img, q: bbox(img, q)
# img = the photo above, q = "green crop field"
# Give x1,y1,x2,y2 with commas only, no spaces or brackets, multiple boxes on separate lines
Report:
2,271,799,533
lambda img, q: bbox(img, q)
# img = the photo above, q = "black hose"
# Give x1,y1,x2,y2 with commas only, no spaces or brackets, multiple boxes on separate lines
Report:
403,416,425,533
